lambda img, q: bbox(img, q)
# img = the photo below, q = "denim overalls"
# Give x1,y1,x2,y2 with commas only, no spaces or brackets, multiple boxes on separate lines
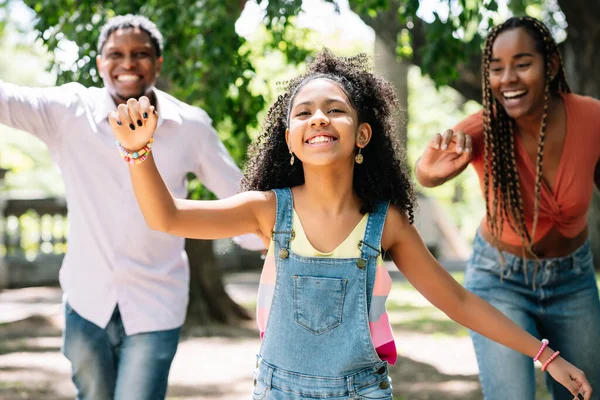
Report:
252,188,393,399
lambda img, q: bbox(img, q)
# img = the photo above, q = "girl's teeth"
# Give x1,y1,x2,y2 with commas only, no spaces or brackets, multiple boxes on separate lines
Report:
308,136,333,144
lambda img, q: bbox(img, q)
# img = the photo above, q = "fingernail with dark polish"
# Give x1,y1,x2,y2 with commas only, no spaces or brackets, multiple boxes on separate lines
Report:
143,112,148,119
129,123,135,130
137,119,142,127
117,121,122,126
578,394,584,400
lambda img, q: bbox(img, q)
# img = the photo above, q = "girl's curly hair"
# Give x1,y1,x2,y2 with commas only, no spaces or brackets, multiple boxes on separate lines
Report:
241,49,416,223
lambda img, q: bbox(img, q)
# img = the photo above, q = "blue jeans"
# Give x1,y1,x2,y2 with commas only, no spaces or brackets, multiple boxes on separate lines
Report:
465,231,600,400
62,303,181,400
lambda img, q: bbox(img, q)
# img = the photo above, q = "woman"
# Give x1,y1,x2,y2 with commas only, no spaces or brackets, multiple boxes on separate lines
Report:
415,16,600,400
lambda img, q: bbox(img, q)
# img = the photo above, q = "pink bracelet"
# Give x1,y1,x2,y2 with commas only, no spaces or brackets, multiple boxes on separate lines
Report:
541,351,560,372
533,338,549,362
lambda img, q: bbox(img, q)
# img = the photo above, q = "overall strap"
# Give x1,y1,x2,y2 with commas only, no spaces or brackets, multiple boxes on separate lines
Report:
359,201,390,262
271,188,295,259
358,201,390,312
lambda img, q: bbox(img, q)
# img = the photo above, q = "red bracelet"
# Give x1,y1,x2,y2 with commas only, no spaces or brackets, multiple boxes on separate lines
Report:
541,351,560,372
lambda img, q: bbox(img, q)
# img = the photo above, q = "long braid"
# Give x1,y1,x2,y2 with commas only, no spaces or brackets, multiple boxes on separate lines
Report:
481,17,570,286
482,26,529,275
481,29,499,239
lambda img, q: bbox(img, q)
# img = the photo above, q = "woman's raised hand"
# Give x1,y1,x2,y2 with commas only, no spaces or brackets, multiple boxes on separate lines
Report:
416,129,473,186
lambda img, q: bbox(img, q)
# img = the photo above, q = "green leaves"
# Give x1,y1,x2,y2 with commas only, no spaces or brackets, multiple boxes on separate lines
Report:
18,0,319,198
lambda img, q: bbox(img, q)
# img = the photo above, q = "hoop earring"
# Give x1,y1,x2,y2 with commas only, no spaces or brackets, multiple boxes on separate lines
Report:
355,148,364,164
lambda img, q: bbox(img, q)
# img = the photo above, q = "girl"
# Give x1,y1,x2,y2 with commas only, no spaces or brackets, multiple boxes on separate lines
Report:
108,50,591,399
415,16,600,400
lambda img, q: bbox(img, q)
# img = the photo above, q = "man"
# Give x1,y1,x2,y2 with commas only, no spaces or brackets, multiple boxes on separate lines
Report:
0,14,262,399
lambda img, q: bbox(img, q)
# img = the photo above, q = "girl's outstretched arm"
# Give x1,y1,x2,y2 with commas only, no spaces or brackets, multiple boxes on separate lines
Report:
382,206,592,400
108,97,274,245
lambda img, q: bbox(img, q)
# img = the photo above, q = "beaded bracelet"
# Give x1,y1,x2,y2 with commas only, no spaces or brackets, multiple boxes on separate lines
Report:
116,138,154,165
533,338,549,362
541,351,560,372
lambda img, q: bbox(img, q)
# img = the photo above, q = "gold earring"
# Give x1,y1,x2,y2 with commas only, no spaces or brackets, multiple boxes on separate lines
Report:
355,148,364,164
290,150,295,166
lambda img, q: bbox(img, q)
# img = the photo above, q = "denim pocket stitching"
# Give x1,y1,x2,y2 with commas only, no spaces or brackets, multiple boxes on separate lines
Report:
573,251,593,274
293,276,347,335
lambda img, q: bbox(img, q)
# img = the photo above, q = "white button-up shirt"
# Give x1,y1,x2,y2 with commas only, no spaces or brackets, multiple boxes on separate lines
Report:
0,80,262,334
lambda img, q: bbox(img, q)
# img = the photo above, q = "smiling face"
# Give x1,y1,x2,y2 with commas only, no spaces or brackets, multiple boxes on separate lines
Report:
96,27,163,105
286,78,370,167
488,27,551,120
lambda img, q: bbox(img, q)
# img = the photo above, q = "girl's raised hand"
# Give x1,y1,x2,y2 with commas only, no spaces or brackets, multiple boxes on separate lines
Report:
546,357,592,400
108,96,158,151
417,129,473,185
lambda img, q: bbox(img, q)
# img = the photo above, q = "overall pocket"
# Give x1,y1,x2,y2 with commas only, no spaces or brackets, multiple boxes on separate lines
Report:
293,276,347,335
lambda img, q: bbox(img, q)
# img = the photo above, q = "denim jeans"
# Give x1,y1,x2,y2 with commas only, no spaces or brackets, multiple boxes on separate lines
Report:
465,231,600,400
62,303,181,400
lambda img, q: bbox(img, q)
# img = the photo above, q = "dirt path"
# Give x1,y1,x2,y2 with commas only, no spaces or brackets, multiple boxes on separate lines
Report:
0,273,552,400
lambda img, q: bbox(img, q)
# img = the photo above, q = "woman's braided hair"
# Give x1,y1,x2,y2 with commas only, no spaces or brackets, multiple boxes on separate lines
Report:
241,49,416,221
481,16,570,266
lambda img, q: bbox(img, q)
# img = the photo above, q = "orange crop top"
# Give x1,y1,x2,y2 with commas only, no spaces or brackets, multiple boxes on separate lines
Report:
453,93,600,246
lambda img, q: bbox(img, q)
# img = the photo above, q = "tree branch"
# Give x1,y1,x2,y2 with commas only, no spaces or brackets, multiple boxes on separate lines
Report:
352,4,482,103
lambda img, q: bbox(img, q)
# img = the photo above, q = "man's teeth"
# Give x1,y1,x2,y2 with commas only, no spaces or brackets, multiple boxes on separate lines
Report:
117,75,140,82
308,136,334,144
503,90,527,99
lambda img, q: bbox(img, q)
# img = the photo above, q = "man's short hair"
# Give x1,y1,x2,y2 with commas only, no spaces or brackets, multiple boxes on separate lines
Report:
97,14,164,57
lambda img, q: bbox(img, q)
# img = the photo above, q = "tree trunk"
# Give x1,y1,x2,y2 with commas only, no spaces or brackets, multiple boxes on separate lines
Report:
185,238,251,326
183,1,260,325
558,0,600,269
374,35,409,146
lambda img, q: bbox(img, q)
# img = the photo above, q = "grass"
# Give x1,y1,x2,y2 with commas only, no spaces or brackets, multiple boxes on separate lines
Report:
388,272,600,338
387,272,469,336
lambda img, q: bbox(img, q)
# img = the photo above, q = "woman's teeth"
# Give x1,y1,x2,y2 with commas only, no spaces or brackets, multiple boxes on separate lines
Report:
503,90,527,99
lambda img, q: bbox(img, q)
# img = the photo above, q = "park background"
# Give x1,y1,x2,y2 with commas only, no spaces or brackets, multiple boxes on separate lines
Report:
0,0,599,399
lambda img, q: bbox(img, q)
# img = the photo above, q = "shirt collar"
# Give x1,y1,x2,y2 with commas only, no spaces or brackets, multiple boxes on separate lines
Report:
93,87,183,126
